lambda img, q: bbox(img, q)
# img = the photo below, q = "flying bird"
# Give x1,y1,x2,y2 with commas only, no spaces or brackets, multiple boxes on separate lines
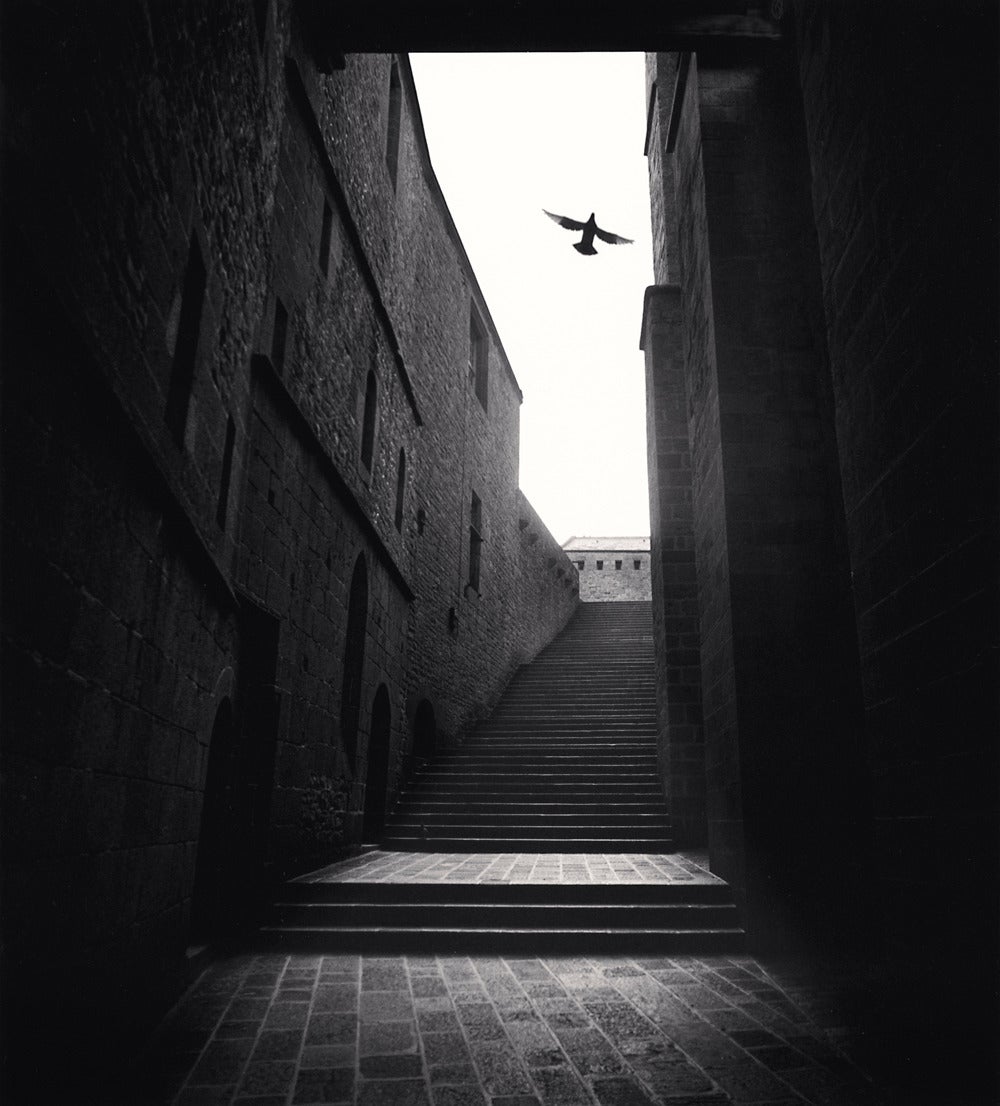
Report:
543,210,633,255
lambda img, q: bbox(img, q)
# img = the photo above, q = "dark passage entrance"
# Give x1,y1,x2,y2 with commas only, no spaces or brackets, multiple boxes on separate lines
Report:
362,684,391,842
190,697,235,941
413,698,436,762
190,603,280,943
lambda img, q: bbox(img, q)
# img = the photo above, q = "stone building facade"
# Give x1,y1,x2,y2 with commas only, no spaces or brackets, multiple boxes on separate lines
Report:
562,537,652,601
0,5,577,1071
640,4,997,1097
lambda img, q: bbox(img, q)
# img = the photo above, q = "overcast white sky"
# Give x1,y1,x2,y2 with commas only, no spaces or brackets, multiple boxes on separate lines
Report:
409,53,653,546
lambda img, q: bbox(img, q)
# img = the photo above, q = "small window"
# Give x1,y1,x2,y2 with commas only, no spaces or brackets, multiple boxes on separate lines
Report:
469,307,488,411
216,415,236,530
361,370,377,470
394,448,406,531
576,560,585,570
165,232,206,446
615,560,622,570
634,559,641,570
319,200,333,276
468,491,483,592
385,58,402,189
596,560,604,570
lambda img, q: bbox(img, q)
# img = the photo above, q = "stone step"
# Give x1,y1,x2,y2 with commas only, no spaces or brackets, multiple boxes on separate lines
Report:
380,836,676,852
254,924,744,955
393,801,669,815
269,901,736,930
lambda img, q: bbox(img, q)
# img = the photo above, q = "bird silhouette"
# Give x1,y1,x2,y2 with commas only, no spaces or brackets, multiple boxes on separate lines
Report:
543,210,633,255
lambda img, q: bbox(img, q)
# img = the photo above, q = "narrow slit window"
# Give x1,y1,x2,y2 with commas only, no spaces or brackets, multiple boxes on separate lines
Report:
361,370,377,470
469,306,488,411
216,415,236,530
165,233,206,445
394,448,406,531
468,491,483,592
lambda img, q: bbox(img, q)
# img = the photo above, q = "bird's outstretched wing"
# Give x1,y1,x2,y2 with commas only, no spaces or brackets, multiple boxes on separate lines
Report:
594,225,634,246
544,209,586,232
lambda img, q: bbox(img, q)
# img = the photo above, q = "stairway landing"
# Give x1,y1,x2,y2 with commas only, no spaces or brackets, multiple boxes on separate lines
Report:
296,848,720,886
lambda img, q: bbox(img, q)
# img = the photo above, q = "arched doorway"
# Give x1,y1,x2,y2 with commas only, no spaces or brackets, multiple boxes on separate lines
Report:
413,699,436,762
190,697,235,941
340,553,367,771
362,684,391,842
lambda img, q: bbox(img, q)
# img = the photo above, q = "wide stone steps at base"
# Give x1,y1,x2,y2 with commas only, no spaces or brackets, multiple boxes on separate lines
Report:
258,602,743,954
255,878,744,954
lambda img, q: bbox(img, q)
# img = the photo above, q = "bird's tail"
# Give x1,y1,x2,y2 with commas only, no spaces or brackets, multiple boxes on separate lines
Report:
573,242,598,255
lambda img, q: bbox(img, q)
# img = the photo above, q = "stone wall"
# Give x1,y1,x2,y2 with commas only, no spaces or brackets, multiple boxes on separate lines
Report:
644,2,998,1097
565,548,652,602
0,2,577,1080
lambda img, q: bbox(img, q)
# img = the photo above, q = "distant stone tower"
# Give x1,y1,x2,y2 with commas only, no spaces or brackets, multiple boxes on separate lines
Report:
562,537,651,601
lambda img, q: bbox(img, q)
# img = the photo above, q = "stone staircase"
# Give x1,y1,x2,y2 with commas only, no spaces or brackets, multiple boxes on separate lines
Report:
256,602,745,953
383,602,673,851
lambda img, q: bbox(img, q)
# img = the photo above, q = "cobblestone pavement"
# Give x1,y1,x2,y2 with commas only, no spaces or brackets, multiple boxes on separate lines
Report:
295,851,722,885
132,952,889,1106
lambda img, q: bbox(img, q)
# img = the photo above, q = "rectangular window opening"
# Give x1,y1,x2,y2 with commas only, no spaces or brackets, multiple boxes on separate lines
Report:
634,559,641,570
577,560,585,570
165,233,206,446
615,560,623,570
469,307,488,411
216,415,236,530
596,560,604,570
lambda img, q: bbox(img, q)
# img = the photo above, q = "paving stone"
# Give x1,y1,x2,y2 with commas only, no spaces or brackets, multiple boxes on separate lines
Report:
357,1078,431,1105
188,1038,254,1084
750,1044,813,1071
214,1020,260,1040
583,1003,657,1043
306,1012,357,1046
301,1044,354,1068
490,1096,541,1106
360,1054,424,1078
530,1066,590,1105
555,1027,624,1076
470,1041,532,1096
591,1075,656,1105
422,1032,472,1066
418,1009,462,1033
292,1066,354,1104
251,1029,305,1061
360,1020,416,1055
363,964,410,992
429,1063,479,1084
361,992,414,1021
238,1060,297,1097
430,1085,488,1105
225,997,271,1021
413,976,450,998
704,1059,795,1101
264,1002,309,1029
538,1008,588,1030
313,986,359,1012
